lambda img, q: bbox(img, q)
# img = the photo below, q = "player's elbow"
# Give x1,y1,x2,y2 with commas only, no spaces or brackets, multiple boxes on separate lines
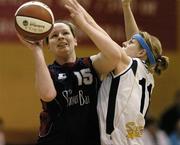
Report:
40,89,57,102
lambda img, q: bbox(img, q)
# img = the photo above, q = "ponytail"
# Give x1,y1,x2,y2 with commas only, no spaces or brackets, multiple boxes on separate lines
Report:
154,55,169,75
139,31,169,75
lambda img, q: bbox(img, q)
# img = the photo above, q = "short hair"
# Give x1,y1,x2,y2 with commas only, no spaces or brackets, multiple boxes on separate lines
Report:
45,20,76,45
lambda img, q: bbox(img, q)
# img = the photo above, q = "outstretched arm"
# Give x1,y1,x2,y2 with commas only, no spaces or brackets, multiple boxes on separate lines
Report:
62,0,110,38
73,0,110,38
121,0,139,40
17,35,56,102
65,0,124,76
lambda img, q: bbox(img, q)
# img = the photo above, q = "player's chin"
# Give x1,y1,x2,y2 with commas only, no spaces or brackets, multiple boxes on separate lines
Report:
57,46,71,54
57,45,67,50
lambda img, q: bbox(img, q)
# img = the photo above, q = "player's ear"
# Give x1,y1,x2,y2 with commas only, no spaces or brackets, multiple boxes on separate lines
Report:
43,37,49,49
74,38,77,46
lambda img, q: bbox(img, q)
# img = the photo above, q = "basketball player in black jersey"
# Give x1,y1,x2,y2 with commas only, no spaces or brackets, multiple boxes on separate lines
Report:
17,0,123,144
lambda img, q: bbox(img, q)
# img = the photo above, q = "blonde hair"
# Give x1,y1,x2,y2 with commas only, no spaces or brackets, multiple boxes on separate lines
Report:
139,31,169,76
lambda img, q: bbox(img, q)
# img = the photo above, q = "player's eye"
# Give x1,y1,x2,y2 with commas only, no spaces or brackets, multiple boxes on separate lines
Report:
129,39,134,44
51,34,58,38
63,31,70,35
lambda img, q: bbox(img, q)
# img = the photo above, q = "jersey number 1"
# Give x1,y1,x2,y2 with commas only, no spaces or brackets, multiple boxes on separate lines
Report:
139,78,152,114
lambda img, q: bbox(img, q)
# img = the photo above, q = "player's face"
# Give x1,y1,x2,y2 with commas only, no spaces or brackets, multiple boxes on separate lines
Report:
122,38,141,58
48,23,77,57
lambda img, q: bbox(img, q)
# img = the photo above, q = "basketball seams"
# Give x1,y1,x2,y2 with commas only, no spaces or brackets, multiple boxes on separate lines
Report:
15,1,54,23
14,1,54,41
15,16,52,34
16,15,53,24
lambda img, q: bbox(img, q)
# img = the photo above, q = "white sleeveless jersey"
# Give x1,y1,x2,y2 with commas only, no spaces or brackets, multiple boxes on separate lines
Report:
97,58,154,145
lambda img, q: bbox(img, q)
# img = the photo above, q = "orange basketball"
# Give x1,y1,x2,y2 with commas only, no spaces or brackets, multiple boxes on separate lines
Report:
15,1,54,42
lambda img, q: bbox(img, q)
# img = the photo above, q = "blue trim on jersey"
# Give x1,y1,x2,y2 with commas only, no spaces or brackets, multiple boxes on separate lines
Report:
132,34,156,65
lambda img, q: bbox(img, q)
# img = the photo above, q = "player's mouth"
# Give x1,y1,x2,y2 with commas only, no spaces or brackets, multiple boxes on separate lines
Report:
57,42,68,48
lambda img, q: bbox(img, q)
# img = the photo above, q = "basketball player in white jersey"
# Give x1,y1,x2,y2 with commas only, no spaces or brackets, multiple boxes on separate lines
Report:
97,0,169,145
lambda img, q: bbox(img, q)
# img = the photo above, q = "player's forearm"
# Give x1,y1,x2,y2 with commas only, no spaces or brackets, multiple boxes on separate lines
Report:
33,49,56,102
79,21,121,63
80,6,110,38
65,0,121,69
122,3,139,40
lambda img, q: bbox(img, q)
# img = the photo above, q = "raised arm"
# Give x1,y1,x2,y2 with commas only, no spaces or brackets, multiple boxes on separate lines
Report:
73,0,110,38
62,0,110,38
121,0,139,40
18,36,56,102
65,0,123,76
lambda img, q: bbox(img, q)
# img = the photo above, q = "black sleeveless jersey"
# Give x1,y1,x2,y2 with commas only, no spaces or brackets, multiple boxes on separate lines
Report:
36,57,101,145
